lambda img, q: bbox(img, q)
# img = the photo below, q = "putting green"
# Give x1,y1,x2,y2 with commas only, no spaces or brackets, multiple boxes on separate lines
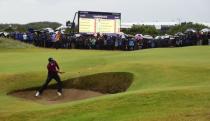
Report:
1,38,210,121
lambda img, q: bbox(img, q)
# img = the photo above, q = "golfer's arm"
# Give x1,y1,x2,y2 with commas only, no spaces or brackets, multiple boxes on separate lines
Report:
55,62,60,71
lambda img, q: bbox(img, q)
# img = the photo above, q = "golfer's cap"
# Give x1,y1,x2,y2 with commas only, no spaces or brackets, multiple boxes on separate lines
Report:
48,57,54,62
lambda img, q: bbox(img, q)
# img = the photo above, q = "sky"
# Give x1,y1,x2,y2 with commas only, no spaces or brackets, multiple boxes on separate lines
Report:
0,0,210,24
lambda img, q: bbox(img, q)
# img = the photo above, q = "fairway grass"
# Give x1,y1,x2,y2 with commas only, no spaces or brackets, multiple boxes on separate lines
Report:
0,39,210,121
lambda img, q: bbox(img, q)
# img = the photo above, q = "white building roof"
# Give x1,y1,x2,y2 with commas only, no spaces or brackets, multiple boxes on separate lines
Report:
121,22,179,29
121,22,210,29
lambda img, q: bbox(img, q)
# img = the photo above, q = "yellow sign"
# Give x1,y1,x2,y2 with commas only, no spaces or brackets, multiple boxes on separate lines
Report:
79,18,121,33
79,18,95,33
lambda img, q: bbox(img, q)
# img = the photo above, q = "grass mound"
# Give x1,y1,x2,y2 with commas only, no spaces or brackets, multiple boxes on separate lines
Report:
60,72,134,93
0,38,35,49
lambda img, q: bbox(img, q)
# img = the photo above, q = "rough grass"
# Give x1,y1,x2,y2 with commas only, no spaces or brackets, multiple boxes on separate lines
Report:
0,37,35,49
0,38,210,121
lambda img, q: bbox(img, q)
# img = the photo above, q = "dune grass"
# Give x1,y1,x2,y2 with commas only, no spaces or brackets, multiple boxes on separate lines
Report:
0,38,210,121
0,38,35,49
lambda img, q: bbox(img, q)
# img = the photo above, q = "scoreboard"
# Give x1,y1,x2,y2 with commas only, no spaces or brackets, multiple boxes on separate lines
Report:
78,11,121,34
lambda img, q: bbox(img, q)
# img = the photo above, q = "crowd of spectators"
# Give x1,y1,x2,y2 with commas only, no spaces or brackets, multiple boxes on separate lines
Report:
1,28,210,51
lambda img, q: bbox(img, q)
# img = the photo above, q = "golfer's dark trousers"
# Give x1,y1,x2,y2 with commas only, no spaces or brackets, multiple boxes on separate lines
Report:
38,73,62,94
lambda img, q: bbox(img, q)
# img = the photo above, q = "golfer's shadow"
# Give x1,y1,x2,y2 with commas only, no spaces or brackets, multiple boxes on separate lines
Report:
28,72,134,94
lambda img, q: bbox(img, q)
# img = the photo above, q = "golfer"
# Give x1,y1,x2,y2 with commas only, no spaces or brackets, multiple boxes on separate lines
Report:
35,58,63,97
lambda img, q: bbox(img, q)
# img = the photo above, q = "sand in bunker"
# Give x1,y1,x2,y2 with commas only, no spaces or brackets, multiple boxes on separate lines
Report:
10,89,104,104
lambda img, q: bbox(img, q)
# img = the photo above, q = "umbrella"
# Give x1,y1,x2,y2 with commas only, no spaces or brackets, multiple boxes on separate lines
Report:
200,28,210,33
161,36,165,39
163,34,170,39
74,34,81,37
155,36,161,40
170,36,175,40
3,32,9,36
28,28,35,33
143,35,153,40
56,26,67,31
42,28,54,33
105,33,118,37
127,34,134,38
175,32,185,36
185,29,197,33
120,34,127,39
118,32,125,35
135,34,143,40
